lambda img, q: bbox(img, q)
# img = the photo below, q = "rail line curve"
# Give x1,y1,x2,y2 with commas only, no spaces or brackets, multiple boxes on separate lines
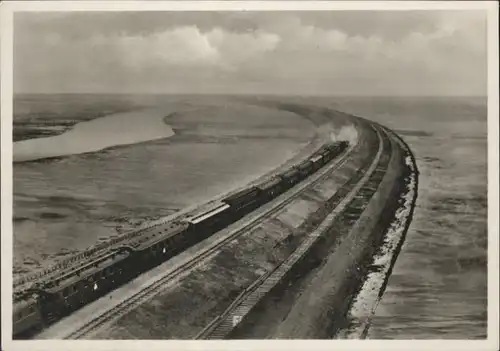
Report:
195,122,392,339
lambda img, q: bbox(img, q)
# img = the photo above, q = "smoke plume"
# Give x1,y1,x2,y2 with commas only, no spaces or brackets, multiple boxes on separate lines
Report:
330,125,359,145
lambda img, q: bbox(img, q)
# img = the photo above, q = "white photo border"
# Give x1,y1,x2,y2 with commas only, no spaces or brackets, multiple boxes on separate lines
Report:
1,1,498,351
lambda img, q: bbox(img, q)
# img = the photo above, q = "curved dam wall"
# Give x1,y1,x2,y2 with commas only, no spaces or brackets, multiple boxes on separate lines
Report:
228,114,419,339
339,123,420,339
272,122,409,338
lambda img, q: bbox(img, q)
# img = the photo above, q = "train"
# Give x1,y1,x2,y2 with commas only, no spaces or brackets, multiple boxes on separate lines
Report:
13,140,349,338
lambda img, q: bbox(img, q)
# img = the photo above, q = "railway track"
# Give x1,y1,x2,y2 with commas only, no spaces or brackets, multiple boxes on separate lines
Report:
195,123,392,339
52,123,369,339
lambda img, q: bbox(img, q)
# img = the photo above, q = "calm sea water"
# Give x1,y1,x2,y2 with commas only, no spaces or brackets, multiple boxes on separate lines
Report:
12,95,487,339
14,108,174,162
326,96,488,339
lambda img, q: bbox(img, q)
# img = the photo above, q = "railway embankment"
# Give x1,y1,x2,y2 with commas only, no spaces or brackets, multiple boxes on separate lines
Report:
264,126,403,338
228,122,418,339
338,125,420,339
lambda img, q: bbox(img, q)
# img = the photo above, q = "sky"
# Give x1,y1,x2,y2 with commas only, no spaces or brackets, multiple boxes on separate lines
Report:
14,11,487,96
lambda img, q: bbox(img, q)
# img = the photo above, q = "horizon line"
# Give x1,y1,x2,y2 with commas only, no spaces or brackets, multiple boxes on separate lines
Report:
13,92,488,98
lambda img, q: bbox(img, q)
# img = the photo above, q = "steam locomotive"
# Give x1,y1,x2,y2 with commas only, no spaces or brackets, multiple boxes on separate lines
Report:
13,140,349,338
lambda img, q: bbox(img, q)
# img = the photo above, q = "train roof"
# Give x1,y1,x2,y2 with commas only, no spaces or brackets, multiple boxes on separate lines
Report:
222,186,259,203
313,145,328,154
311,155,323,163
281,168,299,178
42,249,131,294
44,248,118,281
184,201,226,218
129,221,190,250
254,176,282,191
297,160,313,168
183,203,230,225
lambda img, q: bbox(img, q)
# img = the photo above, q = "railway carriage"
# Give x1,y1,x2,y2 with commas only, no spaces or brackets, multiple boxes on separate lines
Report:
222,187,262,217
254,176,284,199
279,167,301,186
310,154,324,169
182,202,232,239
295,160,314,179
319,148,332,163
38,247,133,322
13,297,43,337
312,145,328,158
308,144,333,168
128,221,191,271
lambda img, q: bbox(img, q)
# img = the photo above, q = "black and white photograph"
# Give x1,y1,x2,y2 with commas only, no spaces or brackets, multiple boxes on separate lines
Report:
1,1,498,350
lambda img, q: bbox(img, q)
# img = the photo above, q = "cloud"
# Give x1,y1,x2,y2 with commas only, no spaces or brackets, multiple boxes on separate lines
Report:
118,26,280,70
37,25,281,71
206,28,280,68
14,11,487,96
115,27,221,68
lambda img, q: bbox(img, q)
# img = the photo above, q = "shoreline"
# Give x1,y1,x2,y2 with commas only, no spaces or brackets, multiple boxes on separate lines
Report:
13,108,175,163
